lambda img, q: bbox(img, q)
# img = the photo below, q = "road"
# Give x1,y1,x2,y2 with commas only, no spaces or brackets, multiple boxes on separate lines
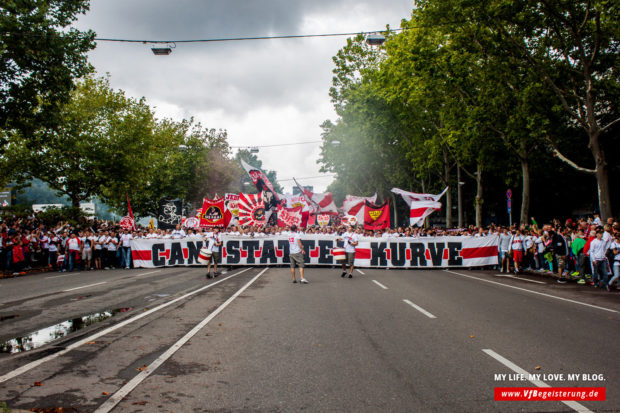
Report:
0,266,619,412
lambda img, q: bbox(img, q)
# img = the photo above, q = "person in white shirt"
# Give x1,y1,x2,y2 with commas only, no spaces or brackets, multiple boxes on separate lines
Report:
39,232,50,268
105,231,118,269
66,232,81,272
81,230,93,270
204,228,223,279
119,228,133,269
498,228,512,273
338,225,359,278
589,229,610,289
94,230,105,270
287,224,308,283
607,233,620,288
48,232,60,271
509,229,525,274
170,224,186,239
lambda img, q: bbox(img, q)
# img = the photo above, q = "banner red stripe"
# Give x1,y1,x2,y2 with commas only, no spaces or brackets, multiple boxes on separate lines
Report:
132,249,152,261
460,246,497,259
356,248,371,259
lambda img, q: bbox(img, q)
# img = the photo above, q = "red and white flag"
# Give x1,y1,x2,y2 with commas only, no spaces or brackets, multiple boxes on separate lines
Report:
277,205,303,227
363,200,390,230
293,178,338,215
342,193,377,223
391,187,448,226
238,192,266,226
125,193,137,230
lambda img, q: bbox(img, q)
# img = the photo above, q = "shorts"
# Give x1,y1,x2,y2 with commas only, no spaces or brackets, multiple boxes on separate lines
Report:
345,252,355,266
93,249,101,259
211,251,221,264
513,250,523,264
82,249,92,261
289,252,305,268
557,255,566,269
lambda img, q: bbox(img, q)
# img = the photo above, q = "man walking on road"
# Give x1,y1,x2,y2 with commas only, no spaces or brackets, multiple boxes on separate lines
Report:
339,225,359,278
288,225,308,284
205,227,222,279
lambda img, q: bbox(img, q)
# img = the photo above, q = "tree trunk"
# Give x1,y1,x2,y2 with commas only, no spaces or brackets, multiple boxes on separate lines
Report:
591,132,612,219
475,163,483,228
390,192,398,228
520,157,530,227
443,149,452,228
457,166,463,228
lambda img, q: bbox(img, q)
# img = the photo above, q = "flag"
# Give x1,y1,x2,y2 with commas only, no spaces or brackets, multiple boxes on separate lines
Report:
363,200,390,230
199,197,228,228
238,192,266,226
293,178,338,215
240,159,280,209
126,193,137,230
342,193,377,223
391,187,448,226
157,199,183,230
284,193,311,227
148,218,155,230
277,205,303,227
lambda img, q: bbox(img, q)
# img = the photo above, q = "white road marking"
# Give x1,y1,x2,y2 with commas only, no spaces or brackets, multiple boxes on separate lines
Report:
94,267,269,413
46,272,79,279
403,299,437,319
356,269,365,275
372,280,388,290
444,270,619,314
133,270,162,277
482,349,593,413
0,267,252,384
63,282,107,292
493,274,546,284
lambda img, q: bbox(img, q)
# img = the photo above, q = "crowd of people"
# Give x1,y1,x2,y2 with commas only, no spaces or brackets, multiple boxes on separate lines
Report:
0,212,618,291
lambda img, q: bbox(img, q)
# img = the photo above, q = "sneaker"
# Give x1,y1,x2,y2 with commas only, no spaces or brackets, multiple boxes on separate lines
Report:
571,271,580,277
341,272,346,278
577,279,586,285
214,272,219,278
300,278,308,284
556,279,567,284
206,273,212,279
292,279,297,283
605,284,611,292
348,274,352,278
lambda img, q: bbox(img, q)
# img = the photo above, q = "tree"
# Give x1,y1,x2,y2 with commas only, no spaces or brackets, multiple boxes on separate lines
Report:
419,0,619,219
8,76,157,208
0,1,95,168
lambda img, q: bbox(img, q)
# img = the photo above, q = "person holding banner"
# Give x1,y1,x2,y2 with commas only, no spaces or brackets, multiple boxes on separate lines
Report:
288,224,308,284
338,225,359,278
205,228,223,279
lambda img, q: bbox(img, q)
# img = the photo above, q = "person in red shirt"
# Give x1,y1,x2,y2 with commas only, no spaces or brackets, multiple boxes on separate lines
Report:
11,238,25,274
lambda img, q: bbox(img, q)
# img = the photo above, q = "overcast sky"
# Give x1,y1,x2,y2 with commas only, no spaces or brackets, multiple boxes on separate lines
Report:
74,0,414,193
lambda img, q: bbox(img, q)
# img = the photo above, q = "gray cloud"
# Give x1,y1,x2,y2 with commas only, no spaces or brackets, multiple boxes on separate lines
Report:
75,0,414,191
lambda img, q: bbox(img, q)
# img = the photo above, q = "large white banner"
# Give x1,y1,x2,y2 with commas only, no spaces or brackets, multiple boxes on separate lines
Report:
131,236,498,269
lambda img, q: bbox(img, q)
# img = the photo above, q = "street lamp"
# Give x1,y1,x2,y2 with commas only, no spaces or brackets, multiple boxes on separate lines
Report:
151,42,176,56
366,33,385,46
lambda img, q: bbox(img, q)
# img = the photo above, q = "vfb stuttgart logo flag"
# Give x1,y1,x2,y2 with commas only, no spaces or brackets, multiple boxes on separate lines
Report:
199,197,226,228
363,200,390,230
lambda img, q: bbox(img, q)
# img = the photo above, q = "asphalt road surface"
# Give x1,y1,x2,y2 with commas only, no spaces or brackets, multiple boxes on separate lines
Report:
0,266,619,412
